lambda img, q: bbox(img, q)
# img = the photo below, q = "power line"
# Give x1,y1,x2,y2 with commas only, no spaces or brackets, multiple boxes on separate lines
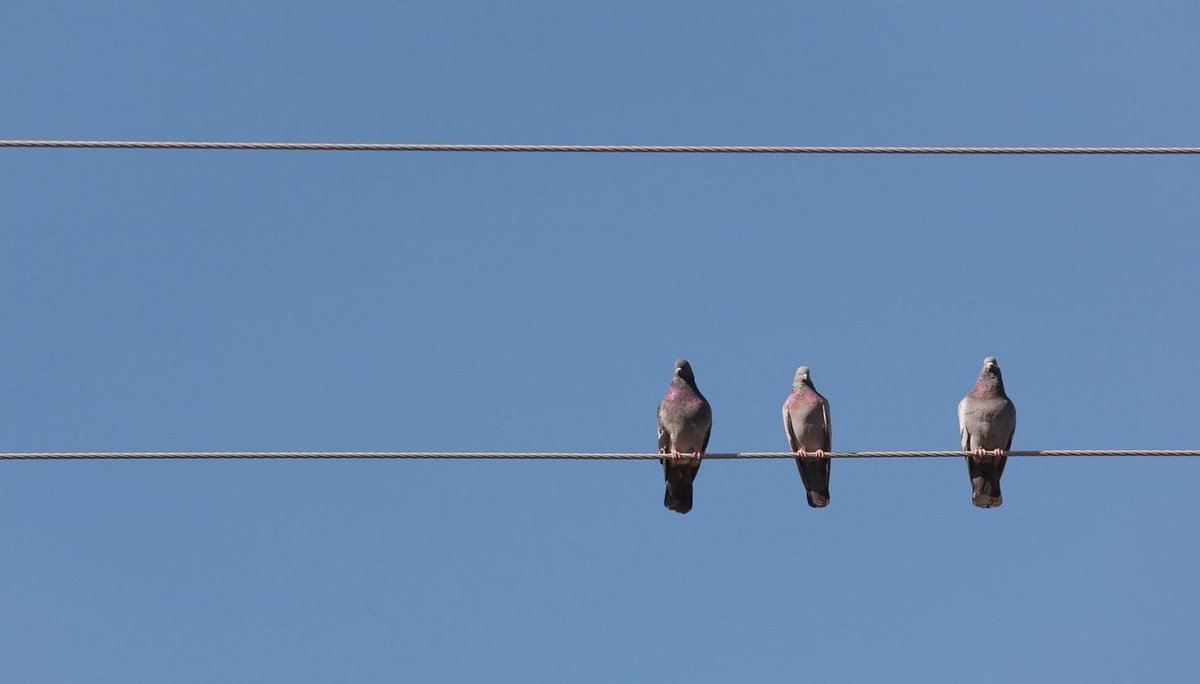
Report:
1,450,1197,461
3,140,1200,154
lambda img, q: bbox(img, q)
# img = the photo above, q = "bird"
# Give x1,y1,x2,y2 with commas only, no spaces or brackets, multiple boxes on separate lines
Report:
657,359,712,514
782,365,832,508
957,356,1017,508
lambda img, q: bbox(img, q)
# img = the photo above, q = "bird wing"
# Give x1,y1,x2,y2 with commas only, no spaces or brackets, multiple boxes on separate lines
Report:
1004,399,1017,450
657,412,670,454
957,396,971,450
821,397,832,452
782,401,799,452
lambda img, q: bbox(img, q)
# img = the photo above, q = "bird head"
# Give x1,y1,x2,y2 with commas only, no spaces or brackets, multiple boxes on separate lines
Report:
792,365,812,388
673,359,695,384
982,356,1002,379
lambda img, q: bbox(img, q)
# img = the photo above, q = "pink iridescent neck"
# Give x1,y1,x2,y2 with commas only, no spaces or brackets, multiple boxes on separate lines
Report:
971,374,1004,397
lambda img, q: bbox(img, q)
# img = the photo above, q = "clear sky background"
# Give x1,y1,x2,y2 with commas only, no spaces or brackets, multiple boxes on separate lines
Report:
2,2,1199,682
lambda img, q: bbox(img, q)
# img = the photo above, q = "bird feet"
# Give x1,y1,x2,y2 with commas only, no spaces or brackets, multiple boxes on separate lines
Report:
973,448,1005,458
669,450,704,461
796,450,826,459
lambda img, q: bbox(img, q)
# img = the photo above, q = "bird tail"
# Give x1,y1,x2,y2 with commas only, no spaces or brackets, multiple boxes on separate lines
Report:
662,460,699,514
795,457,831,508
967,456,1004,508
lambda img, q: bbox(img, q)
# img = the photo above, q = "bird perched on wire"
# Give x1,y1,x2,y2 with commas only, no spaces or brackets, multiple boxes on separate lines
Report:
782,365,832,508
957,356,1017,508
657,359,712,514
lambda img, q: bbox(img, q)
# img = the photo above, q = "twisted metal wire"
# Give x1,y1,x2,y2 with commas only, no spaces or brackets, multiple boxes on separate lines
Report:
1,450,1197,461
3,140,1200,154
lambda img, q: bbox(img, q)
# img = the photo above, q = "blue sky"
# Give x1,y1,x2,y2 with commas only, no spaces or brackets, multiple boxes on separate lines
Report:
3,2,1200,682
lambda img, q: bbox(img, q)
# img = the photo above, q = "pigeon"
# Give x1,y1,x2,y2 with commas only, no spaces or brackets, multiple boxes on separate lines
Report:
782,366,832,508
957,356,1017,508
657,359,712,514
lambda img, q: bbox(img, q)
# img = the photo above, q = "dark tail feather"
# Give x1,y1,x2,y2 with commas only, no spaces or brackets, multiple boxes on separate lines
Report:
662,460,699,514
966,456,1004,508
795,457,831,508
